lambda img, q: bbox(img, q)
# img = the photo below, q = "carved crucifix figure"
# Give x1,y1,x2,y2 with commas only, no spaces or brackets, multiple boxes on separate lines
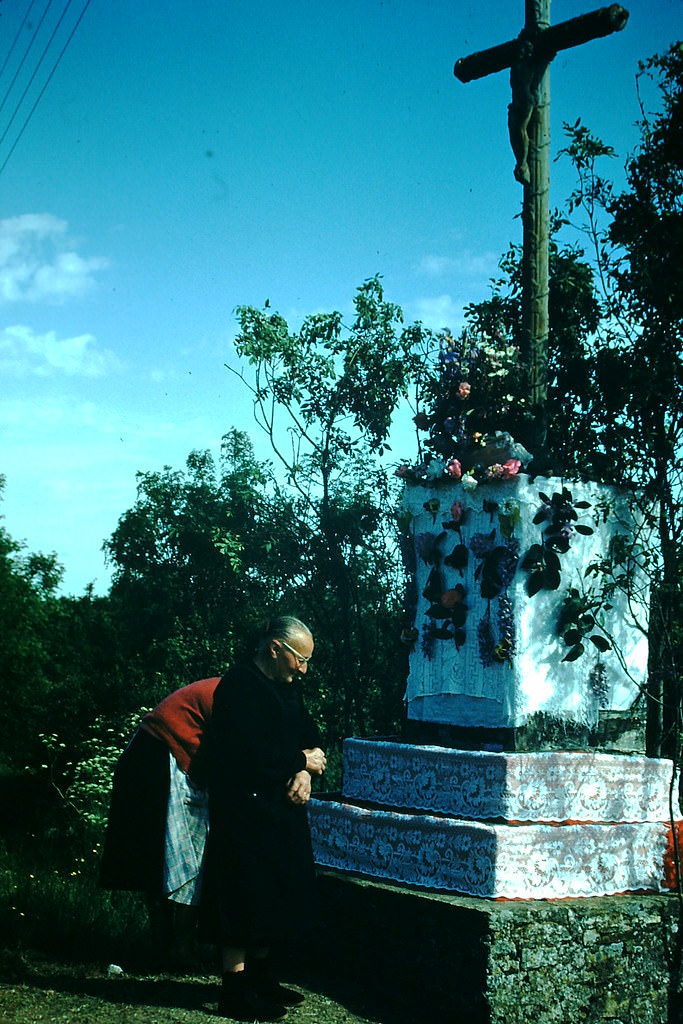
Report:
454,2,629,456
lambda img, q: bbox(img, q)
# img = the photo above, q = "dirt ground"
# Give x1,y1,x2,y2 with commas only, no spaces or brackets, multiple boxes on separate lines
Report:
0,950,382,1024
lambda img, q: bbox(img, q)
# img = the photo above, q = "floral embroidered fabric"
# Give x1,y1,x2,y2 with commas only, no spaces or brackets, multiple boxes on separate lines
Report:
402,476,650,729
310,740,680,898
309,797,673,899
340,739,675,824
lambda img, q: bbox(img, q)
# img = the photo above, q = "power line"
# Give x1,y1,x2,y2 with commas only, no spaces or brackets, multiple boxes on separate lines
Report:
0,0,92,177
0,0,74,150
0,0,55,117
0,0,39,86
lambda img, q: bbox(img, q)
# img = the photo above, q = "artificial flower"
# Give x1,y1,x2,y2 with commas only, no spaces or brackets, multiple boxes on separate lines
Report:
450,500,465,523
461,473,478,492
446,458,462,480
425,460,446,481
501,458,522,479
457,381,471,400
415,531,440,564
440,587,464,608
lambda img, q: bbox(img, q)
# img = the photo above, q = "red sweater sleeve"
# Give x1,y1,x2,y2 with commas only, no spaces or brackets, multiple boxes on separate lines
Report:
140,677,219,776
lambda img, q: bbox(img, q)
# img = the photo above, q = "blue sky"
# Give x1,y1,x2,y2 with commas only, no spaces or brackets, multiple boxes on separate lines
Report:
0,0,680,595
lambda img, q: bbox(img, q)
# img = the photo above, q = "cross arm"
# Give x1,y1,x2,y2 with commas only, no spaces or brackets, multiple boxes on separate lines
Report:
537,4,629,61
454,38,523,83
453,4,629,84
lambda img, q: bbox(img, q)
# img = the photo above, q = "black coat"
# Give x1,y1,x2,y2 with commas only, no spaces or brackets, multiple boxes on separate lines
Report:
203,660,321,948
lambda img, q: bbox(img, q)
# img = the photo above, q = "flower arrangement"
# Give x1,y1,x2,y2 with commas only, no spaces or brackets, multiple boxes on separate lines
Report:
396,325,533,488
396,326,629,700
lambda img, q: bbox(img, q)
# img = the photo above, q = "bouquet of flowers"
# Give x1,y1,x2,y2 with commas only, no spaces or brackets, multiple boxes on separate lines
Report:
397,325,533,489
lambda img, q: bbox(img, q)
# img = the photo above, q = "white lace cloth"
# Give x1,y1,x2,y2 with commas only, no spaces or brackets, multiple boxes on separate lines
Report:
309,798,676,899
403,477,651,729
341,739,676,824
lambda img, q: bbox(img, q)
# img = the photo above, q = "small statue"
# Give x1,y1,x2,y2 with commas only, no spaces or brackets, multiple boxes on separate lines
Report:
507,37,548,185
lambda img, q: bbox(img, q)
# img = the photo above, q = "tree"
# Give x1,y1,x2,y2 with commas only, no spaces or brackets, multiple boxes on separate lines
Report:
103,430,295,699
552,44,683,756
0,480,59,773
231,276,427,749
0,477,122,784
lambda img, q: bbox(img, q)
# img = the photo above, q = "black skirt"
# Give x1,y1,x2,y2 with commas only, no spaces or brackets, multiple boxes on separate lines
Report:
99,729,169,894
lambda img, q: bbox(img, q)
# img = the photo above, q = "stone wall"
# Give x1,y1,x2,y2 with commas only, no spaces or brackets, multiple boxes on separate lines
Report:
311,871,682,1024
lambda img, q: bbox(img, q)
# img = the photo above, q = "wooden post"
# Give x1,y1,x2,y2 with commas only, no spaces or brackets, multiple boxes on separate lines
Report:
522,0,551,449
454,3,629,456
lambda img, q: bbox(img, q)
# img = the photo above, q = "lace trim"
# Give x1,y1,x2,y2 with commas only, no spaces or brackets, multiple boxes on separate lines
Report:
310,798,672,899
341,739,675,824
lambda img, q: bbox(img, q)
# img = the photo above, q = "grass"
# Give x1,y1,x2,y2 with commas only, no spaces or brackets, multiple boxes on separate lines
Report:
0,826,152,966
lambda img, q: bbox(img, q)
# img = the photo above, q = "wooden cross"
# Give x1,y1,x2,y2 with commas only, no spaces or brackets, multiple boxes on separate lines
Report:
454,2,629,456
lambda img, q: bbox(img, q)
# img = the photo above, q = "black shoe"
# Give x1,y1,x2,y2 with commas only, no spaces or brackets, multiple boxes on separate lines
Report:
247,956,305,1007
216,970,287,1021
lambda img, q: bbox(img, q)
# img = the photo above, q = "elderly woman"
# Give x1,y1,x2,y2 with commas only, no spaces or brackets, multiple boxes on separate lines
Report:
204,615,326,1022
100,676,219,966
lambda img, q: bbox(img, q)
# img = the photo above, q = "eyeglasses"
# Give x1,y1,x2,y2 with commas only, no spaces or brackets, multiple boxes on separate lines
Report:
278,639,312,667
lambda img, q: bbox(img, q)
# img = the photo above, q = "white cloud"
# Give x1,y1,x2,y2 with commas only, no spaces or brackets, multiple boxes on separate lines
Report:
0,324,120,377
412,294,464,332
410,245,513,332
416,255,460,277
416,249,500,283
0,213,108,303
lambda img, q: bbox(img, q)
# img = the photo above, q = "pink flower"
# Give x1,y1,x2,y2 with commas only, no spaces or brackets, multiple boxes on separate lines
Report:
457,381,471,400
440,588,463,609
395,464,411,478
450,500,465,523
501,458,521,479
446,458,462,480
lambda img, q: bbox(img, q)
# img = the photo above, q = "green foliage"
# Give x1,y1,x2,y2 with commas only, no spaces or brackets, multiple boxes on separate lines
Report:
232,277,419,746
0,476,123,776
236,275,413,456
104,429,289,691
555,44,683,753
40,708,148,831
554,46,683,491
0,832,149,963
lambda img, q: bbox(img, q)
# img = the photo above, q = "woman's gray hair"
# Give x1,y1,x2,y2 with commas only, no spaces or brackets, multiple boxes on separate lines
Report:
256,615,312,652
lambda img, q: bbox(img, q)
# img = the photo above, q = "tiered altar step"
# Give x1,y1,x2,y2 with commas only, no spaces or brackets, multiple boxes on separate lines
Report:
309,739,681,900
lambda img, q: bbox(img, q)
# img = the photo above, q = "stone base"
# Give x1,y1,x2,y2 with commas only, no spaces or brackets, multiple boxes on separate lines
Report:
405,705,648,754
311,871,681,1024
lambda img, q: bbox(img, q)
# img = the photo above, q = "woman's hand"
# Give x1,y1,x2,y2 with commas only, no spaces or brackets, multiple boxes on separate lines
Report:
287,770,312,805
303,747,327,775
